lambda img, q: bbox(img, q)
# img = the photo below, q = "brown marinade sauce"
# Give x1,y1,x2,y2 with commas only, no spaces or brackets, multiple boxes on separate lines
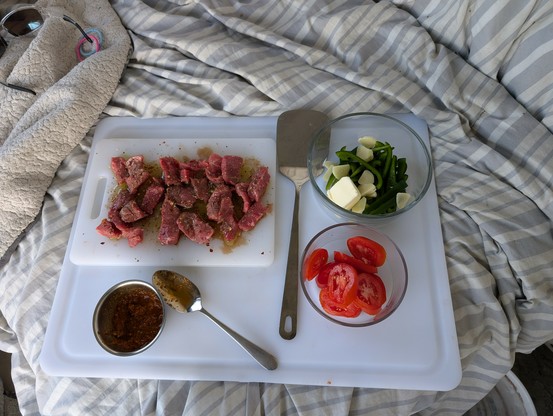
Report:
101,287,163,352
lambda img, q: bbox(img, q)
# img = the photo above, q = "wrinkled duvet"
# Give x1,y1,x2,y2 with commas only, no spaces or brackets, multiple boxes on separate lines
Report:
1,0,553,414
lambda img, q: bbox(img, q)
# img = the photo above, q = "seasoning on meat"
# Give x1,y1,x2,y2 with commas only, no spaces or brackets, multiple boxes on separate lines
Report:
140,178,165,215
238,201,268,231
176,212,214,245
221,155,243,185
125,155,150,194
96,152,271,248
110,157,128,185
166,185,196,209
247,166,270,202
159,156,181,186
158,197,181,245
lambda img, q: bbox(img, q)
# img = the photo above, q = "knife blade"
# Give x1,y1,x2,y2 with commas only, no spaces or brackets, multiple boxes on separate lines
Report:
277,109,329,340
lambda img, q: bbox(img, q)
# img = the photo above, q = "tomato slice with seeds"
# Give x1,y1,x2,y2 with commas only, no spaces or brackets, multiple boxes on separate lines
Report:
354,272,386,314
333,251,378,274
326,262,358,306
304,248,329,281
315,261,337,288
347,236,387,267
320,287,362,318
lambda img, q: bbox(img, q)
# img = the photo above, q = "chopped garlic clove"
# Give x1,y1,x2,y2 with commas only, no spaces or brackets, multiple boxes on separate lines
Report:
356,145,374,162
396,192,412,209
358,170,375,185
358,136,377,148
322,160,336,181
351,197,367,213
358,183,377,197
331,164,350,179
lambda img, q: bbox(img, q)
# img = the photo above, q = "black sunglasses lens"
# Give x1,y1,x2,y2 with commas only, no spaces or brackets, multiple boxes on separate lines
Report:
4,9,43,36
0,37,7,58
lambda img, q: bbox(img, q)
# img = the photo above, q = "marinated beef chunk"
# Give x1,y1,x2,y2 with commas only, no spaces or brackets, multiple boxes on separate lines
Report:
120,200,148,223
177,212,214,245
238,201,268,231
158,197,181,245
220,216,240,242
206,184,233,222
140,178,165,215
235,182,251,213
96,218,122,239
109,189,133,217
221,155,243,185
125,155,150,194
166,184,196,209
180,159,208,183
98,152,271,248
105,190,145,246
190,176,210,203
110,157,128,185
247,166,270,202
205,153,224,184
124,227,144,247
160,156,181,186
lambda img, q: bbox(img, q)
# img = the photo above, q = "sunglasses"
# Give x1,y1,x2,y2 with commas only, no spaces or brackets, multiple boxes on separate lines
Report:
1,7,93,95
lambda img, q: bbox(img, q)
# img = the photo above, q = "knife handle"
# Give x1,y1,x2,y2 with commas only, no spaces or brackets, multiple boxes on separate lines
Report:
279,188,300,340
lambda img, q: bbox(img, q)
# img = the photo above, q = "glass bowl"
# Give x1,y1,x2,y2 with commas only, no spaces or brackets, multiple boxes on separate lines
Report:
300,223,408,327
308,112,432,223
93,280,165,356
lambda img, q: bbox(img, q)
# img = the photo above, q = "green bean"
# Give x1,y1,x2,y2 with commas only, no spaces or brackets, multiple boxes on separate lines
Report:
364,180,407,214
325,173,338,190
388,155,397,189
335,150,384,189
397,158,408,181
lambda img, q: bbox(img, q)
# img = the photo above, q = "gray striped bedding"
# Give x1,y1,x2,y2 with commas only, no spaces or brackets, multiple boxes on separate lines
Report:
2,0,553,414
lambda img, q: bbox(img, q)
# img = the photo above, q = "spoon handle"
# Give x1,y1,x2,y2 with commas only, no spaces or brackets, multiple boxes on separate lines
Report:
199,308,278,371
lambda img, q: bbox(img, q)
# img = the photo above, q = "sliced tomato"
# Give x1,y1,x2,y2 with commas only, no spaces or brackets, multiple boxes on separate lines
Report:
333,251,378,274
320,287,362,318
347,236,387,267
326,262,358,306
304,248,329,281
316,261,337,288
353,272,386,314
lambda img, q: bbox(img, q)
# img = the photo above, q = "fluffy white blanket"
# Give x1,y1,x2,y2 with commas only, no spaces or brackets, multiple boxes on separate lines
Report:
0,0,131,260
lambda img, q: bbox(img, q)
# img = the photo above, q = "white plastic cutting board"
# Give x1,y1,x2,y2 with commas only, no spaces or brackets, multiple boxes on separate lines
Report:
41,115,461,391
70,120,276,267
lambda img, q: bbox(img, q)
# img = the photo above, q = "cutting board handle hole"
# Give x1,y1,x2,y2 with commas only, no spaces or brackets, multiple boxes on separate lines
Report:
90,177,107,220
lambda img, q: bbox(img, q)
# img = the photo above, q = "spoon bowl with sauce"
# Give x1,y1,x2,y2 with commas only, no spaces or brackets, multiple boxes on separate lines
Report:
152,269,278,371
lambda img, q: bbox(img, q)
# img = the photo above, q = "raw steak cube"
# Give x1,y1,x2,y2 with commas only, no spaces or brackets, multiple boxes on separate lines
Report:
158,197,181,245
125,155,150,193
238,201,268,231
247,166,270,202
160,156,181,186
221,155,243,185
177,212,214,245
166,185,196,209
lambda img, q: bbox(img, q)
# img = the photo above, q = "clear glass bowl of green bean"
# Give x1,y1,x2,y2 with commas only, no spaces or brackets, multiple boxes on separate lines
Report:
307,112,432,222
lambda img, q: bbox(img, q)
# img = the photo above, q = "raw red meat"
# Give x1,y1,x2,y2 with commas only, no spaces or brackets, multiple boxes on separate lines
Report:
177,212,214,245
247,166,270,202
238,201,268,231
221,155,243,185
160,156,181,185
158,197,181,245
125,156,150,194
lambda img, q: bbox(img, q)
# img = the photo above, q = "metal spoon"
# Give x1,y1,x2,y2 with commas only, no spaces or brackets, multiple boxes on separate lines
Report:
152,269,278,371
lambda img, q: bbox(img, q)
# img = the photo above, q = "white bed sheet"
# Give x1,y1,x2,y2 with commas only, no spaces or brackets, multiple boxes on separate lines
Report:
2,0,553,414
